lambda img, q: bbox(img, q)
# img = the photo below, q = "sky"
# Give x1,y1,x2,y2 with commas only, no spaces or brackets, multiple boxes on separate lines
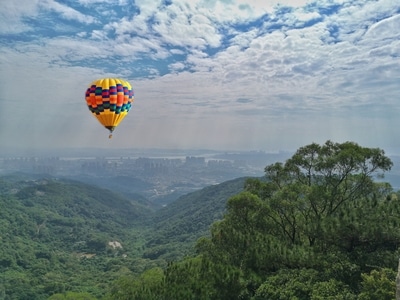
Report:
0,0,399,154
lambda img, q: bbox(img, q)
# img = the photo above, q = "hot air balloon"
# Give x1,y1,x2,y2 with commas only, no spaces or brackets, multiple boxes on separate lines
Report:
85,78,134,138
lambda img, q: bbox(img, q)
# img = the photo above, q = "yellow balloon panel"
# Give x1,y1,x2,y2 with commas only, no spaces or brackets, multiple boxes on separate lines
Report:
94,111,128,129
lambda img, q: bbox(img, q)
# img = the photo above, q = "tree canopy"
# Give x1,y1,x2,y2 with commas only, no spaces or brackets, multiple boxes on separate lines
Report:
111,141,400,299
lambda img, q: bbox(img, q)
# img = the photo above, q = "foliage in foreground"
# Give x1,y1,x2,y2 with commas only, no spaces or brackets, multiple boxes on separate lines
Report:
108,141,400,299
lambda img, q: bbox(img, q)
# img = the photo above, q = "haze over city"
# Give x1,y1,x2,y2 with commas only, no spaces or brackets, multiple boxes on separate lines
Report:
1,0,399,154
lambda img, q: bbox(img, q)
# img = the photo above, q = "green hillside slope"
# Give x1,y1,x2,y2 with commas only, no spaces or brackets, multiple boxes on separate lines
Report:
0,176,152,299
0,174,251,299
144,177,248,260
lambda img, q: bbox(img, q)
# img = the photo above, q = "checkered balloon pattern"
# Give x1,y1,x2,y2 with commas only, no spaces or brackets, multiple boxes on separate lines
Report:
85,78,134,133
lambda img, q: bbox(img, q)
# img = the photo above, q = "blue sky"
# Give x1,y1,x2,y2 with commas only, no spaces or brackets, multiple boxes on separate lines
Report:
0,0,399,153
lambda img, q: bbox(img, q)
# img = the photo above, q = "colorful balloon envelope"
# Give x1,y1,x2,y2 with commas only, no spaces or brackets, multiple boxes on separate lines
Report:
85,78,134,138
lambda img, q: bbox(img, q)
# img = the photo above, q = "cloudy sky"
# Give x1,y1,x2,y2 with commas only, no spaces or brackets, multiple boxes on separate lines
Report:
1,0,399,153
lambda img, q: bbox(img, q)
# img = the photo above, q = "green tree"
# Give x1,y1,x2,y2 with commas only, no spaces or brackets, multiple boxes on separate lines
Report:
196,141,397,297
253,268,317,299
256,141,393,249
48,291,97,299
106,267,164,300
357,269,396,300
311,279,356,300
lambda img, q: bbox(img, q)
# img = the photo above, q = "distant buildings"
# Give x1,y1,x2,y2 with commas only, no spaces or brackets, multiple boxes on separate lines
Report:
0,149,286,204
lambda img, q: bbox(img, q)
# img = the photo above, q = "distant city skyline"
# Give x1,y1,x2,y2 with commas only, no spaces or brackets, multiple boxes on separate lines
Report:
2,147,400,196
1,1,399,153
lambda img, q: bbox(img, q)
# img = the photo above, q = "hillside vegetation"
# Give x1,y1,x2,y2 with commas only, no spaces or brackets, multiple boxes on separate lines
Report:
1,141,400,299
0,178,152,299
144,177,247,260
0,174,244,299
109,141,400,299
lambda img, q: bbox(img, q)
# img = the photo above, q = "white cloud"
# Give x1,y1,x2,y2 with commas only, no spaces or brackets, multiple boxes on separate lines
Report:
77,0,129,5
169,62,186,71
364,14,400,41
292,10,321,23
40,0,98,24
0,0,41,34
323,0,400,43
0,0,99,35
229,28,259,48
144,2,222,49
197,0,310,23
103,0,315,54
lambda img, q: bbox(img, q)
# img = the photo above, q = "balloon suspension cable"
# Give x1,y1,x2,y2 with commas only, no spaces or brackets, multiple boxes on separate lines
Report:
106,126,115,139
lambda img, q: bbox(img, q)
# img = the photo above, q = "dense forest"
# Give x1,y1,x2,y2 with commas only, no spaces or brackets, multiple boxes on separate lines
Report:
0,172,244,299
1,141,400,299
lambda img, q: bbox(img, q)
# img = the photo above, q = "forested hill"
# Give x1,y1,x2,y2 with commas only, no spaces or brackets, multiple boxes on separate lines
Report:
3,176,151,222
0,174,248,299
0,175,154,299
144,177,248,260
